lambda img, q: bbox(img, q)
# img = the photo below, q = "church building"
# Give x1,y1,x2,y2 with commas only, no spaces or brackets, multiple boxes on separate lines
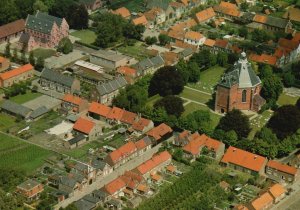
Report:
215,52,266,113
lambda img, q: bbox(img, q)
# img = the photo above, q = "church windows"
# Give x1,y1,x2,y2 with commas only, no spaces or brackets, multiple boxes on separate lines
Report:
242,90,247,102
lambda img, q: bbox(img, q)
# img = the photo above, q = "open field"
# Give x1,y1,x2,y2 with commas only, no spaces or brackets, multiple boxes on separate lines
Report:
179,87,212,104
187,66,225,93
0,133,53,174
71,29,97,45
65,141,104,160
10,91,42,104
117,41,149,61
109,0,150,12
277,92,299,106
33,48,56,59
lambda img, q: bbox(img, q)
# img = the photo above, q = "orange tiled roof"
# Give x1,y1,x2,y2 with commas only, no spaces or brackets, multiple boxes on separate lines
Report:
283,7,300,22
278,38,299,50
137,184,148,192
253,14,268,23
221,146,267,172
73,117,95,135
268,183,286,199
251,192,273,210
184,31,203,41
120,110,137,125
0,19,25,39
204,38,215,47
163,51,179,66
107,107,125,121
0,56,8,63
214,1,240,17
234,204,249,210
146,123,172,141
249,53,277,66
104,177,126,195
267,160,298,175
88,102,111,118
108,141,137,163
0,64,33,81
117,66,137,76
195,7,216,23
144,7,164,21
135,137,151,150
120,171,143,189
215,39,228,48
166,165,176,172
151,173,162,181
132,118,152,131
112,7,131,18
170,1,184,8
292,32,300,42
132,15,148,26
62,94,83,106
136,151,171,174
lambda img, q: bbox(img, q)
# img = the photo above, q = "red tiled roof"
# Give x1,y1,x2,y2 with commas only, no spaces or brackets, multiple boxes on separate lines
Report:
184,31,204,40
146,123,173,141
88,102,111,118
292,32,300,42
0,56,8,63
268,183,286,199
234,204,249,210
135,138,147,150
117,66,137,76
221,146,267,172
108,141,137,163
214,1,240,17
136,151,171,175
132,118,152,131
166,165,176,172
144,7,164,21
267,160,298,175
62,94,83,106
0,19,25,39
73,117,95,135
120,171,143,189
0,64,33,81
112,7,131,18
169,1,184,8
278,38,299,50
204,38,215,47
104,177,126,195
132,15,148,26
120,110,137,125
253,14,268,23
215,39,228,48
251,192,273,210
195,7,216,23
107,107,125,121
249,53,277,66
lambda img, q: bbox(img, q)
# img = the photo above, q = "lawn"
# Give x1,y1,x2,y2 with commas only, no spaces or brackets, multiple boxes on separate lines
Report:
277,92,299,106
0,133,53,174
10,91,42,104
187,66,225,93
71,29,97,45
108,0,149,12
183,102,221,129
117,41,149,61
249,110,273,139
65,141,104,160
146,94,162,107
107,133,126,148
0,113,19,131
29,111,63,135
179,87,212,104
33,48,56,59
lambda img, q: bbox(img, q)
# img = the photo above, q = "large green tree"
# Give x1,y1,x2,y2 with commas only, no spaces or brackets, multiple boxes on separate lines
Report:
261,74,283,102
57,37,73,54
217,109,251,139
154,95,184,117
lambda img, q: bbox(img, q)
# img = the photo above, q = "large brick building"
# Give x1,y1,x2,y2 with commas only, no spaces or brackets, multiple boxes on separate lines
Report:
0,64,34,88
215,52,265,113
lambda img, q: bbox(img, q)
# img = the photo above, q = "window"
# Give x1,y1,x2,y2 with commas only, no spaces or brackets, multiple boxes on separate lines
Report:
242,90,247,103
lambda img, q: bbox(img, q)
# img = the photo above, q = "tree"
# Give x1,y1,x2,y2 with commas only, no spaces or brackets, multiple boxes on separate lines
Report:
217,52,228,67
238,27,248,38
149,66,184,96
4,42,11,58
57,37,73,54
187,62,201,83
12,48,18,62
259,64,273,80
29,51,35,66
261,74,283,102
217,109,251,139
251,29,273,42
0,0,19,25
35,56,45,71
176,59,189,84
158,34,171,46
33,0,48,12
240,2,249,11
67,4,88,29
268,105,300,139
145,36,157,45
283,71,295,87
154,95,184,117
21,50,27,64
296,98,300,110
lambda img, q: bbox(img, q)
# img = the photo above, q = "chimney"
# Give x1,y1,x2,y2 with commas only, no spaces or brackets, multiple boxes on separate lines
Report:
233,148,236,152
254,155,257,160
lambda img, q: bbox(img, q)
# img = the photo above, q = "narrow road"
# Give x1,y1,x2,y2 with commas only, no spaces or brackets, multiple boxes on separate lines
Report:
55,144,161,209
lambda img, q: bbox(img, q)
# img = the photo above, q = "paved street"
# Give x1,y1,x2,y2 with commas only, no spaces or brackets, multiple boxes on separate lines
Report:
55,144,161,209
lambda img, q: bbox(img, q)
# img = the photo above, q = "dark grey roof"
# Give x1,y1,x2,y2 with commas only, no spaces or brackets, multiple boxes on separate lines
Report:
36,12,63,27
107,198,122,207
146,0,171,10
19,33,30,44
83,194,101,204
142,136,152,146
91,159,107,170
93,189,109,200
254,14,289,29
133,58,153,72
73,162,89,172
151,55,165,68
17,179,40,190
60,176,77,188
70,173,85,183
180,48,193,58
91,50,130,62
1,100,31,118
66,114,80,122
30,106,49,119
74,199,95,210
40,68,75,87
68,134,86,145
96,76,127,96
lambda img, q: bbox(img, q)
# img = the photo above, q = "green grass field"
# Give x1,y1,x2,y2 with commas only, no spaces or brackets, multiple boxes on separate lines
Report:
277,92,299,106
187,66,225,93
10,91,42,104
146,94,162,107
117,41,149,61
33,48,56,59
71,29,97,45
0,133,53,174
65,141,104,160
249,110,273,139
109,0,150,12
179,87,212,104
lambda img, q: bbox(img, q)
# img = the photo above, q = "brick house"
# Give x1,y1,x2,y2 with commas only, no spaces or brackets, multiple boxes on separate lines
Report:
131,118,154,134
144,7,166,27
266,160,299,183
112,7,131,19
268,183,286,204
40,68,80,93
252,14,293,33
184,31,206,48
71,162,97,185
221,146,268,176
215,52,266,113
0,64,34,88
101,177,126,198
61,94,89,113
79,0,102,11
146,123,173,144
0,19,25,44
117,66,138,84
0,56,10,72
195,7,216,23
249,192,273,210
132,15,148,27
135,136,152,156
88,102,112,121
182,133,225,161
16,179,43,201
249,53,278,67
213,1,241,19
20,12,69,51
91,159,113,178
73,117,102,141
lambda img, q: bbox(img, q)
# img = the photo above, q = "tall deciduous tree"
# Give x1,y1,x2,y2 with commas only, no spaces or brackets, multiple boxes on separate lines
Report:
57,37,73,54
154,95,184,117
261,74,283,102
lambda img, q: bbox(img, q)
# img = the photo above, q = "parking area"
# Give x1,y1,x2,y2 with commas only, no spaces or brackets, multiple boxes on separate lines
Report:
22,94,61,110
